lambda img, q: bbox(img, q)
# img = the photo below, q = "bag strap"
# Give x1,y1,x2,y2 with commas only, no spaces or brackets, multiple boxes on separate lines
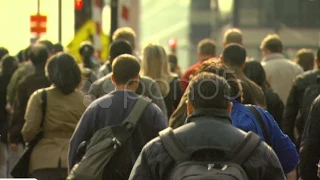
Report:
246,105,271,145
229,131,261,164
159,128,189,163
122,97,152,130
40,89,47,127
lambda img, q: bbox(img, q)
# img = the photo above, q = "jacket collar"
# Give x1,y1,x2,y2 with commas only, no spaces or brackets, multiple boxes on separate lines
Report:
186,108,232,124
262,53,285,62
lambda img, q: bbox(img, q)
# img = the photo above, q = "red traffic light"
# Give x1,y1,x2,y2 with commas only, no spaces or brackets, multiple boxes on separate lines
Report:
168,38,177,49
75,0,83,10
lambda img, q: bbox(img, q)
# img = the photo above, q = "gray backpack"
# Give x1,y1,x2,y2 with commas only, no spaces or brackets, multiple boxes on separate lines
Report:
159,128,261,180
67,97,151,180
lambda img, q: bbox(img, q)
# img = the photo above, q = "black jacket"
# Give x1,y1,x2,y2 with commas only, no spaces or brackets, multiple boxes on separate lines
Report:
283,69,320,142
0,74,12,143
300,95,320,180
129,109,285,180
264,88,284,125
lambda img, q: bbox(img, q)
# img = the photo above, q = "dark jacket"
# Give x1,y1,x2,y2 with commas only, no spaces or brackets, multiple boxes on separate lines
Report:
129,109,285,180
264,88,284,125
283,69,320,142
0,74,13,143
88,74,168,118
300,95,320,180
9,69,51,143
164,76,182,118
68,90,167,176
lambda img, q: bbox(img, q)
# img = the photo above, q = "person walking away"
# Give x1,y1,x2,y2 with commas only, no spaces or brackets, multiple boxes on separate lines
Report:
141,43,182,118
179,38,217,92
300,95,320,180
244,60,284,125
260,34,303,104
8,44,51,153
69,54,167,179
294,48,315,72
129,72,286,180
168,53,182,77
21,53,87,179
283,48,320,144
0,55,18,178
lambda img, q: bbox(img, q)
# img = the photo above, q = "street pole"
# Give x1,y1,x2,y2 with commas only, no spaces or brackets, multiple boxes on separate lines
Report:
36,0,40,40
110,0,118,43
58,0,62,43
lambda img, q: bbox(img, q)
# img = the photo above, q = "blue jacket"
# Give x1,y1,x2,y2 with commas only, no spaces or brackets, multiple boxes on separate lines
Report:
68,90,167,171
231,100,299,173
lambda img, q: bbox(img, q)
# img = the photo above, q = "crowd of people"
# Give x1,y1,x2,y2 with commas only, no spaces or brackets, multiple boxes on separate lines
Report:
0,26,319,180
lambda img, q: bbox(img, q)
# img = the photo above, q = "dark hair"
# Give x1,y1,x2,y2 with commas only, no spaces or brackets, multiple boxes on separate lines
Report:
112,54,140,85
38,40,54,54
23,45,32,62
222,43,246,68
79,41,95,69
53,43,64,54
260,34,283,53
0,47,9,61
1,55,18,76
243,60,269,90
197,38,216,57
29,44,49,67
110,40,133,63
295,49,314,72
168,53,178,72
194,60,242,102
317,48,320,60
46,53,81,94
188,72,230,109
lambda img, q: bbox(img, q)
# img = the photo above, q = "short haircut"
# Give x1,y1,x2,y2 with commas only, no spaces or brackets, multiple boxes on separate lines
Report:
188,72,231,109
37,40,54,53
295,49,315,71
53,43,64,54
112,27,136,48
29,44,49,67
197,38,216,56
194,60,242,102
1,55,18,76
0,47,9,61
222,43,247,68
79,41,94,57
110,40,133,63
46,53,81,94
223,28,243,45
260,34,283,53
112,54,140,85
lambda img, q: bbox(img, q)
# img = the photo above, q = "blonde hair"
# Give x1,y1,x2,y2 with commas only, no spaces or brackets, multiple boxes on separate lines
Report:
223,28,243,44
112,27,136,48
141,43,174,96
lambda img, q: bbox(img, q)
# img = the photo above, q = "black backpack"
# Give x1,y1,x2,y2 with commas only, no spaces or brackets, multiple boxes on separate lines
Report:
159,128,261,180
67,97,151,180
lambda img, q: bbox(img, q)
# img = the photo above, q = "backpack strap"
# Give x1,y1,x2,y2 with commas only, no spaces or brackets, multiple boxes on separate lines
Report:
40,89,47,127
122,97,152,130
159,128,189,163
246,105,271,146
229,131,261,164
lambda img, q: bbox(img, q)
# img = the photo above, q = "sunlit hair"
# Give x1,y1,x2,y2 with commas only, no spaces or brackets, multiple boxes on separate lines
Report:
112,27,136,48
141,43,174,96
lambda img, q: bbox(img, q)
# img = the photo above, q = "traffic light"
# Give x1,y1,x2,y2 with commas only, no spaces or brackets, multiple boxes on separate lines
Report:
75,0,92,31
75,0,83,10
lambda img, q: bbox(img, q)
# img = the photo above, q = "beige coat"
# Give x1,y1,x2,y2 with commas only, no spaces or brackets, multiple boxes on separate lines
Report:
22,87,87,173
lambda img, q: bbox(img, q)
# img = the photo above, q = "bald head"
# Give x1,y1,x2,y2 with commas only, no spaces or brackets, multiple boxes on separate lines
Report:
223,28,243,47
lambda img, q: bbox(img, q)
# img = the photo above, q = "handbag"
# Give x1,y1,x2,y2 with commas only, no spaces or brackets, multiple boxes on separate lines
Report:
11,89,47,177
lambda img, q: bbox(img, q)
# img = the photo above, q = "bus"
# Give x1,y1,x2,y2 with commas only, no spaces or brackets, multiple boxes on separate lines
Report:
212,0,320,59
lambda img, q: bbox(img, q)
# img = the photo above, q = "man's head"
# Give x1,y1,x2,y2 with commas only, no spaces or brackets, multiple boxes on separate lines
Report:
37,40,54,56
223,28,243,47
295,49,315,72
0,47,9,61
53,43,64,54
109,40,133,64
260,34,283,56
221,43,247,69
187,72,232,115
29,44,49,68
197,38,216,61
112,27,136,49
111,54,140,91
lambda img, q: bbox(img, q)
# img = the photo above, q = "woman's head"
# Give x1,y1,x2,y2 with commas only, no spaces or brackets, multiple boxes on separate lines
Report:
79,41,95,69
141,43,172,95
243,60,267,89
1,55,18,76
46,53,81,94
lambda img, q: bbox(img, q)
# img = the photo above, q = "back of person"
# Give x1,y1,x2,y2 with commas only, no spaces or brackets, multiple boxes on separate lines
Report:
69,55,167,179
260,34,303,103
163,75,182,117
